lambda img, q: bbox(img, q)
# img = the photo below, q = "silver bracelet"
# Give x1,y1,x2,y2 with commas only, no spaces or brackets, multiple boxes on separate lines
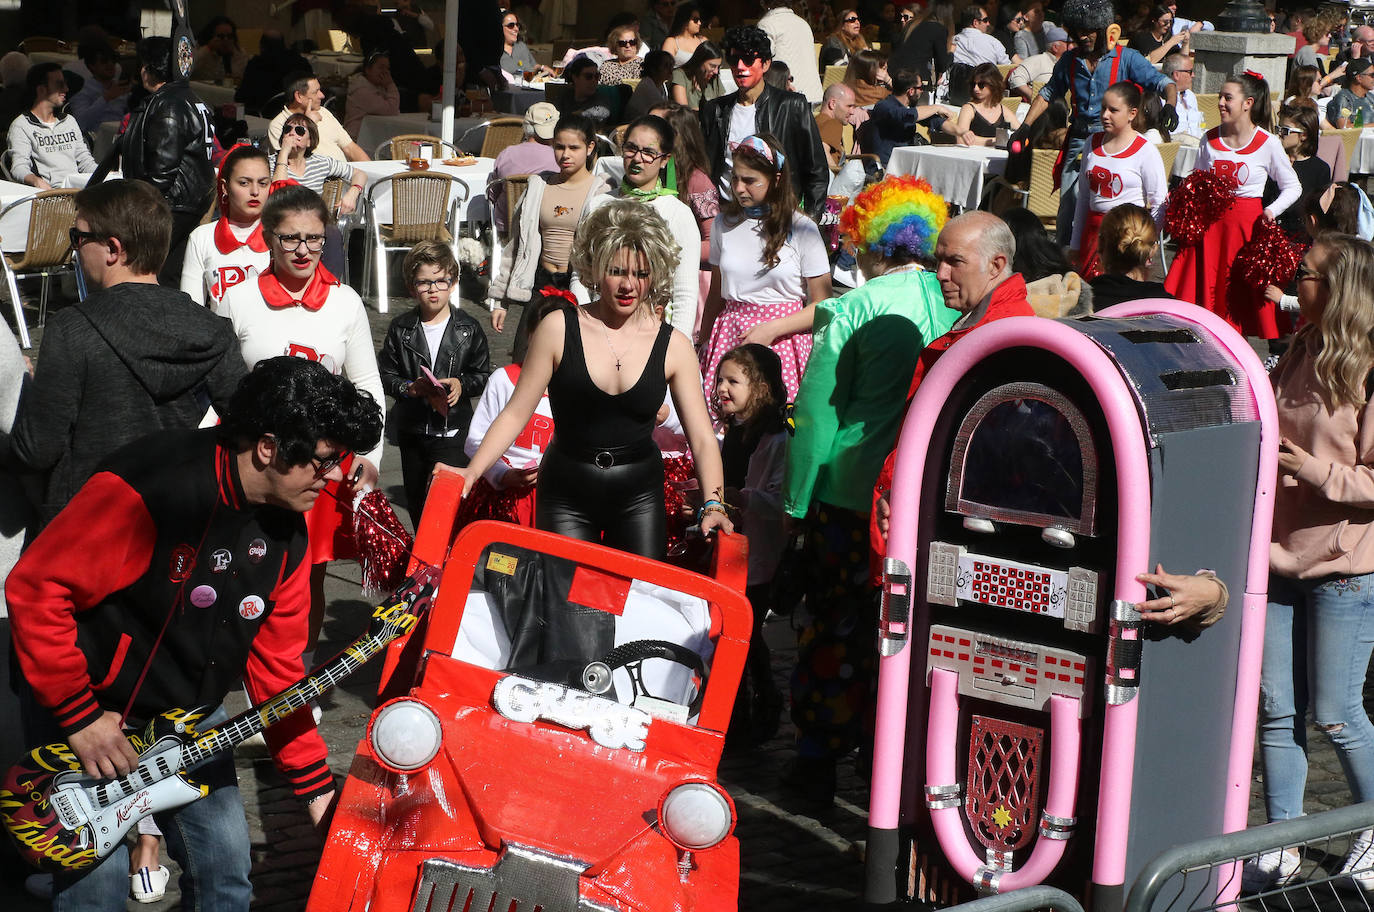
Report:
306,791,333,807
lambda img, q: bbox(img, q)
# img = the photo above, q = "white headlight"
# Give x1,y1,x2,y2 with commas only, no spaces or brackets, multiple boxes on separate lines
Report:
659,782,734,850
369,698,442,772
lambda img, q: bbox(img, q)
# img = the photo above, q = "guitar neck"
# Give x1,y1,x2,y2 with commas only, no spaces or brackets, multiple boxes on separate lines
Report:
178,630,390,769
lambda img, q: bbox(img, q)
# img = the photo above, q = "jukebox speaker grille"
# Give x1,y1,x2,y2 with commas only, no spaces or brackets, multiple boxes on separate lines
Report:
966,716,1044,855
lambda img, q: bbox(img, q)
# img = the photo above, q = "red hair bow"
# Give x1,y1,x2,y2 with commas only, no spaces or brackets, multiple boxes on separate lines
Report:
539,286,578,304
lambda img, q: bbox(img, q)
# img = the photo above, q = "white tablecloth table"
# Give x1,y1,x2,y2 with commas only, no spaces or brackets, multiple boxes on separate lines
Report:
0,172,113,253
885,145,1009,211
189,81,238,109
308,52,364,81
356,113,492,158
92,116,269,160
1352,127,1374,175
354,159,496,227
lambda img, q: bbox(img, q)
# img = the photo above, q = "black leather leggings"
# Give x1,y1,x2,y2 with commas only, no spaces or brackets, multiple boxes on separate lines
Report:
536,443,666,559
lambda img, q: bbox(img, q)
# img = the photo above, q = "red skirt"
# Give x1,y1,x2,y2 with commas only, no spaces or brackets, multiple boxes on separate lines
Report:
1164,197,1286,339
1077,211,1104,280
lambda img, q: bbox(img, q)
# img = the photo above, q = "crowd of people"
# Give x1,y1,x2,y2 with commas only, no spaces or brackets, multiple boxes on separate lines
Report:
5,0,1374,906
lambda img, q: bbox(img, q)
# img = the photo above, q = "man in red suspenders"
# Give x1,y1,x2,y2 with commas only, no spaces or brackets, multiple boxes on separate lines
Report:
1010,0,1178,244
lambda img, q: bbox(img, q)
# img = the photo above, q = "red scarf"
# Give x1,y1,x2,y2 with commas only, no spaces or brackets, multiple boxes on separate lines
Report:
213,217,268,255
258,264,340,311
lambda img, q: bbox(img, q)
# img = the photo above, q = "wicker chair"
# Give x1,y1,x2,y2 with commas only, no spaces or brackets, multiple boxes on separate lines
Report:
822,65,847,91
1331,126,1364,173
375,134,461,161
1195,93,1220,131
480,117,528,159
320,177,348,218
1002,148,1061,231
362,172,469,313
1155,141,1180,179
1,189,78,349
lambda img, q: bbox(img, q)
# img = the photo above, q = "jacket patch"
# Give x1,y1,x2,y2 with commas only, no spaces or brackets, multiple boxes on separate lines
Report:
169,544,196,583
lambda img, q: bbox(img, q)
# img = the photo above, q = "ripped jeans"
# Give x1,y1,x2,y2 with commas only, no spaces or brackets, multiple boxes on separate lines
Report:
1259,571,1374,821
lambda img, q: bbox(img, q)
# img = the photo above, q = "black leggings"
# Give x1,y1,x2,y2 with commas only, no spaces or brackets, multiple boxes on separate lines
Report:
536,445,666,559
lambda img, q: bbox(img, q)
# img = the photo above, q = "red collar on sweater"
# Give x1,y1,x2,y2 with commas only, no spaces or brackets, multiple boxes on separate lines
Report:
213,218,269,255
257,264,340,311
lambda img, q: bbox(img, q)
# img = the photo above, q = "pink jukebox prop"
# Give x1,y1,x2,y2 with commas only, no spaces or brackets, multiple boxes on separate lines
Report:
864,301,1279,910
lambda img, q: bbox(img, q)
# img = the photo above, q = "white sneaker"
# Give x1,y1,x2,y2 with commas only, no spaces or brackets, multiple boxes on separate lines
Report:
1242,847,1301,892
1340,830,1374,890
130,865,170,903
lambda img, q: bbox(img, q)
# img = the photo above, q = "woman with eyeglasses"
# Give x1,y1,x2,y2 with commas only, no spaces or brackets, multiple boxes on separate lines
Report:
950,62,1020,145
489,114,612,361
216,184,385,643
1243,234,1374,892
820,9,870,72
585,114,702,339
180,145,273,309
671,41,726,111
663,4,706,65
1266,103,1331,239
699,134,831,410
1165,72,1301,341
889,1,953,85
600,25,645,85
499,13,547,78
458,199,733,560
1129,5,1196,64
1068,81,1166,279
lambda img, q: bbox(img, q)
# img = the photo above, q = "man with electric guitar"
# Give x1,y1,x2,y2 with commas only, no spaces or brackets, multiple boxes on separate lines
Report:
4,356,383,910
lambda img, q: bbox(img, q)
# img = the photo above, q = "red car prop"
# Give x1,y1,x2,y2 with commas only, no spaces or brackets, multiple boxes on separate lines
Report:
307,467,751,912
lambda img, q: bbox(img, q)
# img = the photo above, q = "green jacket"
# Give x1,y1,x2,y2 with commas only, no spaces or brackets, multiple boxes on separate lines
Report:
784,269,959,517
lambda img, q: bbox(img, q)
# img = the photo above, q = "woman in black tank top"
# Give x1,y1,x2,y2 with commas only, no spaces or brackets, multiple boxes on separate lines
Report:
459,200,732,559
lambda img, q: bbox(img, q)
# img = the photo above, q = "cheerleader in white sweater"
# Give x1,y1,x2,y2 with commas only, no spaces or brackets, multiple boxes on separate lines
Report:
1165,72,1301,339
1070,82,1168,280
180,145,273,308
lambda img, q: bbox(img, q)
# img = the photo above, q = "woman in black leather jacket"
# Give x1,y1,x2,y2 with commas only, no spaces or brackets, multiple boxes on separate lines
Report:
378,241,492,522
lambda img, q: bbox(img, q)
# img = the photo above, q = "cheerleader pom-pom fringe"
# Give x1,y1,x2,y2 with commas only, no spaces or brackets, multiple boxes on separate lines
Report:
1232,214,1305,289
353,488,414,597
839,175,949,261
1164,170,1239,246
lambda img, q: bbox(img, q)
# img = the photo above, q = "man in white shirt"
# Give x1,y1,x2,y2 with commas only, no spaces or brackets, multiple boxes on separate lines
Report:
757,0,822,104
1008,24,1068,102
1164,52,1204,143
953,5,1014,67
267,73,370,162
6,63,97,190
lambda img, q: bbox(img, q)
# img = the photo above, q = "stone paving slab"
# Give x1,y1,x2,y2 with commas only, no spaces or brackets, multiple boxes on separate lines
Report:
3,283,1363,911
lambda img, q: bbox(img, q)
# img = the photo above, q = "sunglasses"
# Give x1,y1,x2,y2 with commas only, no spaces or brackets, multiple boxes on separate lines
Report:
68,227,102,249
728,53,762,65
1174,67,1194,74
1295,263,1325,282
844,15,860,22
898,12,914,20
691,15,702,21
504,21,519,27
1277,125,1305,137
308,449,351,480
616,38,638,47
283,124,309,136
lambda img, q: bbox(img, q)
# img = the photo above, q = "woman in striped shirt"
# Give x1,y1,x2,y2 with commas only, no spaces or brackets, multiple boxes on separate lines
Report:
271,112,365,215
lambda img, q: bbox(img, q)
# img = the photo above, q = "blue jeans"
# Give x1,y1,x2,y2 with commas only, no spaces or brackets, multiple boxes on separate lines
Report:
52,709,252,912
1055,133,1088,247
1259,571,1374,821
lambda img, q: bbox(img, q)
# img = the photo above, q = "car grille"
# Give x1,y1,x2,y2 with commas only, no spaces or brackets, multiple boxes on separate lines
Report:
411,843,618,912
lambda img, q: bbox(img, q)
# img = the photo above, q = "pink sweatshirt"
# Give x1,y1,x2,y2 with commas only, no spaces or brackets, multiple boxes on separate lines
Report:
1270,330,1374,579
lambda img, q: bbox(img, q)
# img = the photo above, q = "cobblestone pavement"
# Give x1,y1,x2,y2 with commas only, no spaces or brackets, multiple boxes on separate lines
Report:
2,280,1361,910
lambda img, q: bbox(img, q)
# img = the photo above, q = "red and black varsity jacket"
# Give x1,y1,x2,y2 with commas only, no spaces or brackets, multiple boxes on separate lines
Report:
7,428,332,799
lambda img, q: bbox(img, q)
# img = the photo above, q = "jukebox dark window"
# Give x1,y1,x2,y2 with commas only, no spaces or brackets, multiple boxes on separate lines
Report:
945,382,1099,535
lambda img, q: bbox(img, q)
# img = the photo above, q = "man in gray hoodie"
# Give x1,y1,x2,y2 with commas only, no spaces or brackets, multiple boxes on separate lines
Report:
0,179,245,524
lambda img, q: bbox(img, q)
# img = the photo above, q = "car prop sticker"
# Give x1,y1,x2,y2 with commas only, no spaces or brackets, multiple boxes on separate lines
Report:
493,676,652,751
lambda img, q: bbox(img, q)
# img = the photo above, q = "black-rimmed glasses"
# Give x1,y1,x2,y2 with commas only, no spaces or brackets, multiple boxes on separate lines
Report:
413,278,452,291
273,233,326,253
68,227,101,250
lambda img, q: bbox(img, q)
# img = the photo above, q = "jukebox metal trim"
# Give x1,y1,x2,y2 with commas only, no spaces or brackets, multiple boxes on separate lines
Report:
944,381,1100,537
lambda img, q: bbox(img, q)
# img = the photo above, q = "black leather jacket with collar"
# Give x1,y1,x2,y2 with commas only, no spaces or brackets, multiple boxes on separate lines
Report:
117,81,216,214
377,306,493,438
699,83,830,217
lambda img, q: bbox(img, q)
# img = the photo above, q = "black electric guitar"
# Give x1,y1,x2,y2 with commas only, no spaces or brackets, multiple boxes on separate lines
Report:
0,565,439,876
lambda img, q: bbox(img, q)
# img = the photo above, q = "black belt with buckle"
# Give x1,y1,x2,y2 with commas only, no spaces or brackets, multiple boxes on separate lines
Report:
551,439,658,469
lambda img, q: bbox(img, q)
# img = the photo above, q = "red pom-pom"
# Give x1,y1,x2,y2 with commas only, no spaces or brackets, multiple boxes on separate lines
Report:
1232,214,1306,289
353,489,414,597
1165,170,1240,246
663,454,696,555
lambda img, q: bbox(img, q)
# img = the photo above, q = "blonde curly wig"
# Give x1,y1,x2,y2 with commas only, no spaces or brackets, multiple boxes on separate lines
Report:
570,199,682,316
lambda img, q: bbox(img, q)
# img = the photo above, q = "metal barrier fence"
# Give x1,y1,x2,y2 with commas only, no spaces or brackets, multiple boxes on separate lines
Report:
930,801,1374,912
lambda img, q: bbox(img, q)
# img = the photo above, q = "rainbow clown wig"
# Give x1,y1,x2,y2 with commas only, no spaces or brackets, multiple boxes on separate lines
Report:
839,175,949,262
